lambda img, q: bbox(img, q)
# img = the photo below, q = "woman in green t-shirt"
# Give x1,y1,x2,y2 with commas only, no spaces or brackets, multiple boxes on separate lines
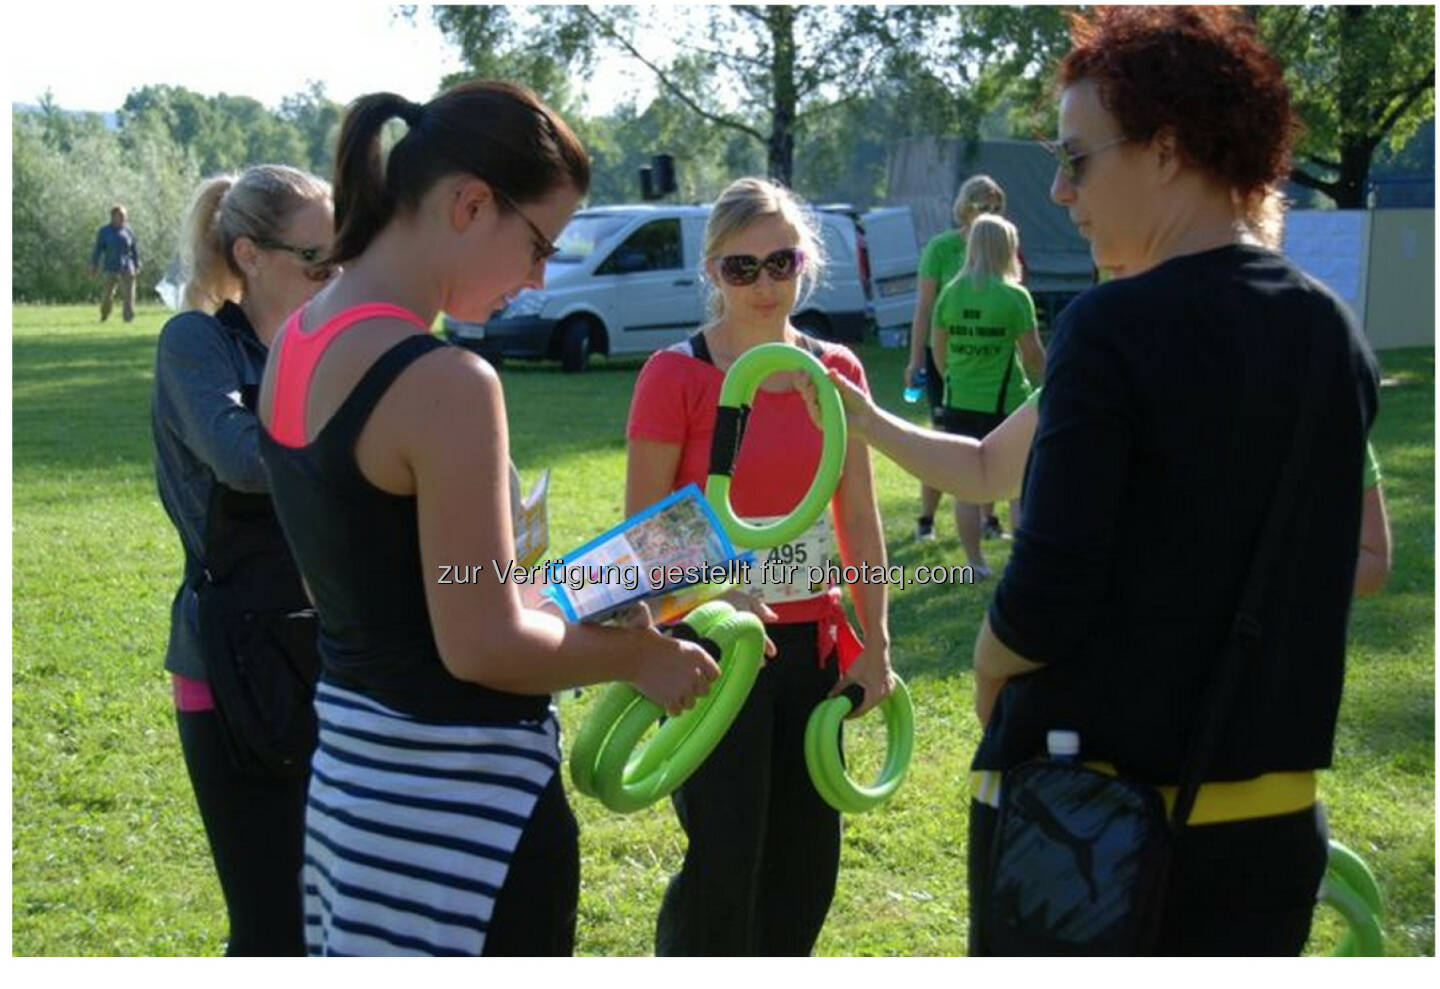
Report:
907,175,1006,541
931,214,1046,577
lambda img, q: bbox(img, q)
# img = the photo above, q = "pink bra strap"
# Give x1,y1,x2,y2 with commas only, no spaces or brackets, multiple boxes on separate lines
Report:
270,303,431,447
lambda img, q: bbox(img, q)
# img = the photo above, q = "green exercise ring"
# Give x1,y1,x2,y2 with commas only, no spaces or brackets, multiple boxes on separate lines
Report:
568,601,764,814
1319,841,1385,956
706,342,847,548
803,675,914,814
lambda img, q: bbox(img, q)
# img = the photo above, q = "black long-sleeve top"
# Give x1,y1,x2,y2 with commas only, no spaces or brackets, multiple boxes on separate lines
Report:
979,244,1379,783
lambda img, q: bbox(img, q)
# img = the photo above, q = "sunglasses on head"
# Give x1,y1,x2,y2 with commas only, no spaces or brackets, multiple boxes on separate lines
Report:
717,247,806,287
1040,135,1129,185
255,239,336,281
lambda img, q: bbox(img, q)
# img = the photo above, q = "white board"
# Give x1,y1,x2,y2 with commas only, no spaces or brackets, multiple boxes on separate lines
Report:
1281,210,1371,324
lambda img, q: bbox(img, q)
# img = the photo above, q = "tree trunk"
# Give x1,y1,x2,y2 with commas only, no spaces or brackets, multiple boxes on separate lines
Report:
767,7,798,185
1332,139,1375,208
1330,5,1371,208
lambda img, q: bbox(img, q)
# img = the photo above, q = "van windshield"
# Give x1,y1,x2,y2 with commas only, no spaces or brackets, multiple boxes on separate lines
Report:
552,215,631,263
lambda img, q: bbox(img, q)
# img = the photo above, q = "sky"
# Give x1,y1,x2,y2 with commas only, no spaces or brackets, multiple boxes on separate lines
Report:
7,2,655,116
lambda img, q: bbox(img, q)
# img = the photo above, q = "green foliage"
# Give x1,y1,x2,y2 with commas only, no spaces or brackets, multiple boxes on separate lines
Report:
278,81,345,176
428,4,948,185
429,4,596,116
1258,5,1436,206
119,83,336,177
9,305,1435,956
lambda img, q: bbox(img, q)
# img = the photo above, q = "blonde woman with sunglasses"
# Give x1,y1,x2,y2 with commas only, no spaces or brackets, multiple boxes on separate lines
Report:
626,177,894,956
151,164,335,954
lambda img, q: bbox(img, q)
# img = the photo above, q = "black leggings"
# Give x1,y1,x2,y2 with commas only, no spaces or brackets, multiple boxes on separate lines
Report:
655,621,842,956
176,708,308,956
967,799,1329,955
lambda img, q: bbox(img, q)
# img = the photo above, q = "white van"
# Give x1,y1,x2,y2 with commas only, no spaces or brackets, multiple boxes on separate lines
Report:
444,202,919,371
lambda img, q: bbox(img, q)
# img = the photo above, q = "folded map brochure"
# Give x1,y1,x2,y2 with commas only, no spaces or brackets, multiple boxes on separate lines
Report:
518,484,756,625
510,462,549,569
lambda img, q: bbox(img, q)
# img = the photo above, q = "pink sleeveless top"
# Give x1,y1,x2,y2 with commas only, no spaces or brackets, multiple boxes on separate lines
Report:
268,302,432,448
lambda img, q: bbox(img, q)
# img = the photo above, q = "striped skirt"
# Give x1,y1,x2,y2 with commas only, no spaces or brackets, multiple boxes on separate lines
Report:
302,681,561,956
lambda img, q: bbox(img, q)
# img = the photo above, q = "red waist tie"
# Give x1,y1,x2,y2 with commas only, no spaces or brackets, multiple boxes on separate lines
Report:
772,587,863,674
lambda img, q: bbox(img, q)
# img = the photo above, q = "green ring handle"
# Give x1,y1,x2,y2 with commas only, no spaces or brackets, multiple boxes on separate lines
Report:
705,342,847,548
803,675,914,814
1319,840,1384,956
568,601,764,814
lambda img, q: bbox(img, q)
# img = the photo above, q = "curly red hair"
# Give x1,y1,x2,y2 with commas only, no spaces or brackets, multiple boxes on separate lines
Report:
1059,6,1296,219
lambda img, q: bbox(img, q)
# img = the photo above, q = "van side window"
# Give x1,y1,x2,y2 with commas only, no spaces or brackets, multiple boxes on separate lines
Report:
597,219,683,274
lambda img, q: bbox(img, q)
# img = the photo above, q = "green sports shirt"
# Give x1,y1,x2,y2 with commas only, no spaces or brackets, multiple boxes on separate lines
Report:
919,229,967,289
933,275,1036,414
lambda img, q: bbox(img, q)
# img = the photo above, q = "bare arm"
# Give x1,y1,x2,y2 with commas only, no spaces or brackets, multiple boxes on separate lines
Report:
409,351,717,710
1354,483,1392,596
972,616,1044,725
931,322,948,381
625,438,682,516
1017,328,1046,385
906,277,940,383
831,422,893,716
806,368,1037,502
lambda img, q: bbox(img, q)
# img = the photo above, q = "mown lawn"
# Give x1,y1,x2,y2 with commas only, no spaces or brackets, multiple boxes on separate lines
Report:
10,303,1434,956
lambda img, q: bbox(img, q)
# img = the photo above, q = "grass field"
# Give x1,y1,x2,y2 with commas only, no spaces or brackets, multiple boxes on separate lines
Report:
10,303,1435,956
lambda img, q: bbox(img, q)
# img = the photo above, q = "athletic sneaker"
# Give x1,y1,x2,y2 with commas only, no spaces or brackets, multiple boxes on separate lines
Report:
915,517,936,541
971,564,993,581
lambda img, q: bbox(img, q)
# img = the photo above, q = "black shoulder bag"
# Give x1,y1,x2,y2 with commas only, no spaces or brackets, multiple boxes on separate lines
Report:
979,332,1331,955
193,382,320,779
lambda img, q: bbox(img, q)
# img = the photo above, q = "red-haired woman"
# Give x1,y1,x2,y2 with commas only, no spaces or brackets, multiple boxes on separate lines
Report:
966,7,1379,954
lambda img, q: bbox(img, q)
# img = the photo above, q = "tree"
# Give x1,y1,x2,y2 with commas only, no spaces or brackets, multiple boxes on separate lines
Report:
278,80,345,176
580,83,765,204
118,84,311,175
1257,5,1435,207
427,4,943,187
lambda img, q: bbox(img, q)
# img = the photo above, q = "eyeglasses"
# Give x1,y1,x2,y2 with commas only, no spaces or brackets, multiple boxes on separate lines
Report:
717,248,806,287
492,187,559,265
1041,135,1129,185
254,239,336,282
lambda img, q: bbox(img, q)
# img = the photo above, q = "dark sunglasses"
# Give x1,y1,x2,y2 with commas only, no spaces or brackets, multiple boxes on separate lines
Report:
492,186,559,265
255,239,336,281
717,248,806,287
1040,135,1128,185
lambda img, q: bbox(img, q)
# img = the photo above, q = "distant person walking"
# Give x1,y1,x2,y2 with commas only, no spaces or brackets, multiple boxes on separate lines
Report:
92,205,141,322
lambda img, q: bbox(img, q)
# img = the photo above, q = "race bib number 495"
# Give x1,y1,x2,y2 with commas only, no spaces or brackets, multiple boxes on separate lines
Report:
745,513,836,604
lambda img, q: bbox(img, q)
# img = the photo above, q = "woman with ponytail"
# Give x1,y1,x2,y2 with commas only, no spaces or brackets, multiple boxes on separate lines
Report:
151,164,334,954
255,82,719,957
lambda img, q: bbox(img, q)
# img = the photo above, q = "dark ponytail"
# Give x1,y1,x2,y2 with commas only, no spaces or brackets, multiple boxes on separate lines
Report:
330,81,590,264
330,93,412,264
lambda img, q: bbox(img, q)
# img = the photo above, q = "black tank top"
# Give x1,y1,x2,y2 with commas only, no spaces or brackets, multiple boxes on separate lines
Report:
259,333,550,724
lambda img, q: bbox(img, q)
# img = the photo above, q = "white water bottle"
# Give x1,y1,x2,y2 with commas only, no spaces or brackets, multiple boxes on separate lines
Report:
1046,729,1080,763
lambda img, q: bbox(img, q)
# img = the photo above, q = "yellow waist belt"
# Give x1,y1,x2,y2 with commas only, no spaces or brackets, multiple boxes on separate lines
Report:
968,765,1316,826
